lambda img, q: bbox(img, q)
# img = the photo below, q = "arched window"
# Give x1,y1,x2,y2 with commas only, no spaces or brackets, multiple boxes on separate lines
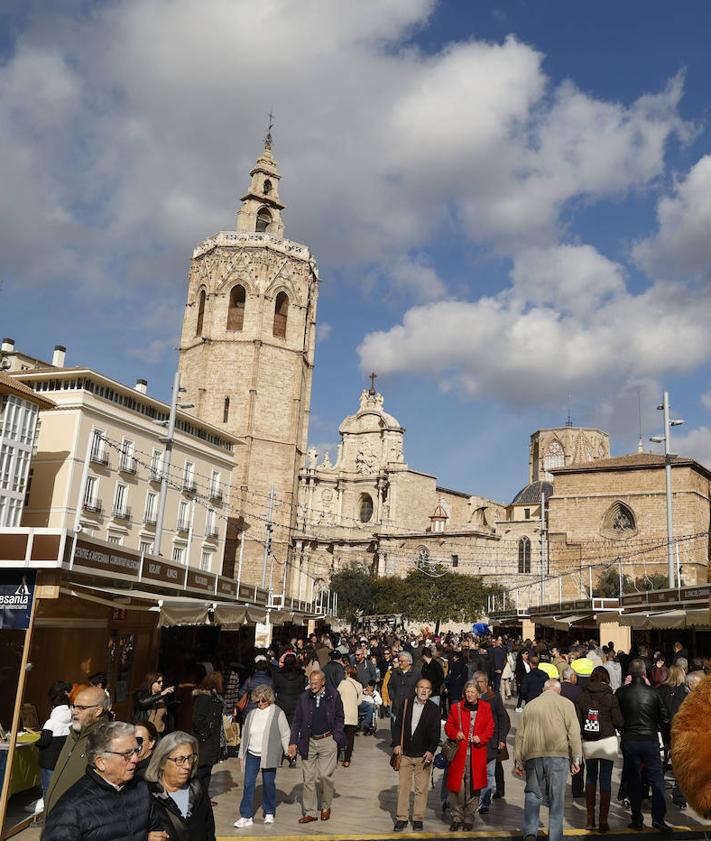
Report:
223,396,230,423
226,284,246,331
518,536,531,573
543,440,565,478
195,289,206,337
273,291,289,338
263,179,272,195
256,207,272,233
602,501,636,538
359,493,374,523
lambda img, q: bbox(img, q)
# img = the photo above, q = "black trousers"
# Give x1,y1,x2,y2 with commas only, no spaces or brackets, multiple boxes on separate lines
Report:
571,760,585,797
495,759,505,797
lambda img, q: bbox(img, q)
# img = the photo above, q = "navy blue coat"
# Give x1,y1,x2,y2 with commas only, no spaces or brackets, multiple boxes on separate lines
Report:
289,688,345,758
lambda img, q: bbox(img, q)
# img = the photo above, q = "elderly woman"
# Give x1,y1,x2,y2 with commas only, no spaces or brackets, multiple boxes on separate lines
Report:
145,730,216,841
234,684,291,829
444,679,494,831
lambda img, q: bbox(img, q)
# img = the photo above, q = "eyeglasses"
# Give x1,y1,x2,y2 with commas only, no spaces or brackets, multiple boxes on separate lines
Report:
70,703,101,712
167,753,197,767
104,747,141,761
257,699,270,706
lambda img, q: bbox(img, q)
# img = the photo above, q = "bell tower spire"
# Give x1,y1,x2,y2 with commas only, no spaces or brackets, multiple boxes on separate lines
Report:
236,118,285,239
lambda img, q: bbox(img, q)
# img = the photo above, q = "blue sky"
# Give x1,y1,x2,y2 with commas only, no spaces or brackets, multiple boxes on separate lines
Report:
3,0,711,504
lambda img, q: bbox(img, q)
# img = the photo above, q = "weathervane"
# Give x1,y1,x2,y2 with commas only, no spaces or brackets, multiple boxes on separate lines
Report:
265,110,274,150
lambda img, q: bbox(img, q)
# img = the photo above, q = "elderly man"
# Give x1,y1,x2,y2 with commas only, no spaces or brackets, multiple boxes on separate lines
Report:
42,721,165,841
392,678,440,832
44,685,110,814
288,670,345,824
514,679,582,841
388,652,422,740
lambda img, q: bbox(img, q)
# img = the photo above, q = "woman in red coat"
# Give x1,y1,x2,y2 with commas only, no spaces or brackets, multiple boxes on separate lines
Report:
444,680,494,831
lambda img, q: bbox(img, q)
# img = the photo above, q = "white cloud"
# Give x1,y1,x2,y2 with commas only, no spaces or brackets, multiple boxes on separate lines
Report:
317,323,333,342
633,155,711,282
673,427,711,472
701,392,711,412
387,254,447,301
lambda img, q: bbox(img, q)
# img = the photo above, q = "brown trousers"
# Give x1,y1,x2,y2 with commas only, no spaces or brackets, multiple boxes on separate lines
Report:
397,755,433,822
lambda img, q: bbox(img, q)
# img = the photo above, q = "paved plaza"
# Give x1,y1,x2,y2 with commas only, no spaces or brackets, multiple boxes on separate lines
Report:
18,698,711,841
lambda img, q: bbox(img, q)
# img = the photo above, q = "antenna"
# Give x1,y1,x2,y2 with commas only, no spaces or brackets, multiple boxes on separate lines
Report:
565,394,573,428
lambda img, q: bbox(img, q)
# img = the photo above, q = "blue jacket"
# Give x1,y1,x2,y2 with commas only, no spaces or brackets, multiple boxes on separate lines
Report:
290,688,345,758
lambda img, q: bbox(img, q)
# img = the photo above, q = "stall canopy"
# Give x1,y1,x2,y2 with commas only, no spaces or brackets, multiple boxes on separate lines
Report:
158,602,211,627
552,614,591,630
619,607,710,630
213,605,267,628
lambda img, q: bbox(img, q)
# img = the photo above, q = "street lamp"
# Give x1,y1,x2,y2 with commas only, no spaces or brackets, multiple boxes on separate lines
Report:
649,391,684,588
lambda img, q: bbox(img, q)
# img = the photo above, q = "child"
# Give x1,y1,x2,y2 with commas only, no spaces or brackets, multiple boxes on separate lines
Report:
358,680,382,734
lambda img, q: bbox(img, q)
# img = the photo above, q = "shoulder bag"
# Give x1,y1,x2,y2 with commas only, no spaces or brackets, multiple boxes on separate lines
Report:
389,699,407,772
441,702,462,764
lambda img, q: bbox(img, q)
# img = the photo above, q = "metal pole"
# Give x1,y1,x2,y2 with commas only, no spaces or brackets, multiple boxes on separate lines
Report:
559,575,562,607
588,565,593,598
540,489,546,604
662,391,675,588
676,542,681,596
155,370,180,557
618,557,623,598
261,488,275,589
236,529,245,591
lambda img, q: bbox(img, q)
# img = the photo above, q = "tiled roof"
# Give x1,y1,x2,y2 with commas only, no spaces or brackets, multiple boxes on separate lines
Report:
550,451,711,480
511,480,553,506
0,371,55,409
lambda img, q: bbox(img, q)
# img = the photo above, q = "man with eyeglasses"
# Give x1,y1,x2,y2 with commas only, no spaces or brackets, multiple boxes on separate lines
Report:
44,685,110,815
42,721,167,841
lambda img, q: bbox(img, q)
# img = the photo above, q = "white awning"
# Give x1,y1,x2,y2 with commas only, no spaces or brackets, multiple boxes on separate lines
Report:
619,607,711,630
552,614,591,630
213,605,267,628
158,603,211,627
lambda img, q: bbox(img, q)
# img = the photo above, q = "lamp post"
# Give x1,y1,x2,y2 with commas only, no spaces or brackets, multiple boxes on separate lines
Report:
649,391,684,588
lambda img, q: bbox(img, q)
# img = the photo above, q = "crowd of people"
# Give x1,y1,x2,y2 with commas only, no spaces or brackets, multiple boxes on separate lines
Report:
34,628,710,840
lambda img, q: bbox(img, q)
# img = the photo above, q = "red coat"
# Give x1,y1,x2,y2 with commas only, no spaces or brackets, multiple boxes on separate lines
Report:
444,700,494,793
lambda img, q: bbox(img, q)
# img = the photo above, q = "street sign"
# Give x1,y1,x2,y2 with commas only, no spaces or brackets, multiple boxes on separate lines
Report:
0,571,35,630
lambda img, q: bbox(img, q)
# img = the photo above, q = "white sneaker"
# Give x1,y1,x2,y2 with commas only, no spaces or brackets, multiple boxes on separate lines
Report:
233,817,253,828
264,814,275,824
515,707,523,712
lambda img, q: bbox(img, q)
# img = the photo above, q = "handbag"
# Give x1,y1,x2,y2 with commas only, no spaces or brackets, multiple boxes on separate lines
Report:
441,702,462,764
497,744,509,762
390,699,407,772
582,735,618,762
236,692,248,713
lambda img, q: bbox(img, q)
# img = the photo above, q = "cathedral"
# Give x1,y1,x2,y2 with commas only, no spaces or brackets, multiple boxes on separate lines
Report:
177,136,711,607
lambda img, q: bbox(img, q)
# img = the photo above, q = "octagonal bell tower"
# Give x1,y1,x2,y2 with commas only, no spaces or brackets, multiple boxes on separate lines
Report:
178,131,319,590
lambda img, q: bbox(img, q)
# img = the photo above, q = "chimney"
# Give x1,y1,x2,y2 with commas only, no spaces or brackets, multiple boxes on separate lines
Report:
52,345,66,367
135,378,148,395
1,338,15,353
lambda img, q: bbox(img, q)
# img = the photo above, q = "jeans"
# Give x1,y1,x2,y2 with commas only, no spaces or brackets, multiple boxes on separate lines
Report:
480,757,497,807
240,751,277,818
586,758,613,793
621,740,666,824
40,767,53,799
522,756,568,841
358,701,374,730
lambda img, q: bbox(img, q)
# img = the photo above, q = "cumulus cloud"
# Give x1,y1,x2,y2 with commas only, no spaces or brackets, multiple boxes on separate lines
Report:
387,254,447,301
673,427,711,471
317,323,333,342
701,392,711,412
633,155,711,282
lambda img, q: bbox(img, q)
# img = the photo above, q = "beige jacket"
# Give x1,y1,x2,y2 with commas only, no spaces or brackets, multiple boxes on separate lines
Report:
514,690,582,764
338,677,363,725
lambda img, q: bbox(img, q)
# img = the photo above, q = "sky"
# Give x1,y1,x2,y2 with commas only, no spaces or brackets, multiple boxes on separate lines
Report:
3,0,711,504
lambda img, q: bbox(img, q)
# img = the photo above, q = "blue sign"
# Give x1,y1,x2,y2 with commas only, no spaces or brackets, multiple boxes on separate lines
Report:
0,572,35,630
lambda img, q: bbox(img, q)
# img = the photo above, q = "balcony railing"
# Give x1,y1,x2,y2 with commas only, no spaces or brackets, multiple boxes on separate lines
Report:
83,499,103,514
176,520,189,533
119,458,137,475
205,530,219,540
149,468,162,483
144,514,157,527
182,480,197,494
90,451,109,467
209,488,223,503
113,506,131,521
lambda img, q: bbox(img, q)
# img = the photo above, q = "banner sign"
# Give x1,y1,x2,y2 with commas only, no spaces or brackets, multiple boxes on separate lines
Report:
0,571,36,630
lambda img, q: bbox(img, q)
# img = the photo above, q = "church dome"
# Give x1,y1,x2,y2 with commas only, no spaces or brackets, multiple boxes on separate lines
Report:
338,389,404,436
511,480,553,506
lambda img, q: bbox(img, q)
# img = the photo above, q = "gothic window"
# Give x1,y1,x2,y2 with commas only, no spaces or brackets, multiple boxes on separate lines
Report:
223,396,230,423
226,285,246,331
273,291,289,338
518,536,531,573
195,289,206,337
359,493,374,523
263,179,272,195
602,501,637,538
256,207,272,233
543,440,565,477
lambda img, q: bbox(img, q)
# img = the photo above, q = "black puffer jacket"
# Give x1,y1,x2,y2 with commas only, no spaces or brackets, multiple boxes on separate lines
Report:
192,690,223,768
148,778,216,841
576,680,624,741
657,683,689,744
41,767,158,841
616,676,670,742
273,668,306,722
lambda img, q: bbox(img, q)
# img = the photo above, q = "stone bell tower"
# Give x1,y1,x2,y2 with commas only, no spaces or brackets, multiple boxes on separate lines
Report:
178,130,319,591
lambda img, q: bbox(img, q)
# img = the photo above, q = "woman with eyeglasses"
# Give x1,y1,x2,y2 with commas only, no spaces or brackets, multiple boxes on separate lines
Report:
133,672,174,735
145,730,216,841
233,684,291,829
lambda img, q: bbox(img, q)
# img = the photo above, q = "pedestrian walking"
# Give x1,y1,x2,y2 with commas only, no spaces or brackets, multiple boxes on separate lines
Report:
514,679,582,841
519,655,548,706
288,670,345,823
444,680,494,831
575,666,623,833
391,678,440,832
389,652,422,740
36,682,72,808
233,685,291,829
474,671,510,813
338,666,363,767
191,672,224,793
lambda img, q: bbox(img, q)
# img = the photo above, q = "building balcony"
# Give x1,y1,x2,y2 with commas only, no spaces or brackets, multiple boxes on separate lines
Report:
205,530,219,541
113,506,131,521
144,515,157,527
149,468,162,483
90,451,109,467
119,459,137,475
176,521,190,534
182,480,197,495
209,489,223,504
83,499,103,514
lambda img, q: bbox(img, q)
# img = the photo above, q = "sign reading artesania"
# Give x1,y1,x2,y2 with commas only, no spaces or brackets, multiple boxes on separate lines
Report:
0,572,35,630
